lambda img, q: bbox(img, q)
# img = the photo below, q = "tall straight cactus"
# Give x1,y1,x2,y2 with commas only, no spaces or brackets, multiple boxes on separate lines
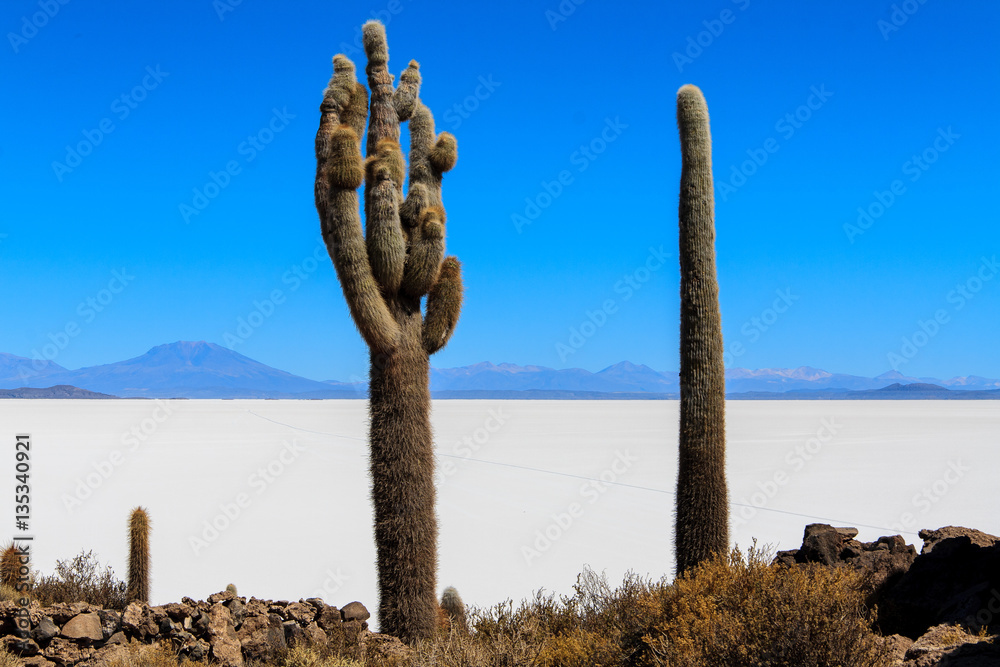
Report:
674,84,729,575
127,506,150,602
313,21,462,643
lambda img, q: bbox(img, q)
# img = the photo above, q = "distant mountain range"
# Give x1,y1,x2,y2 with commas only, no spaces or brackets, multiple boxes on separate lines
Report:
0,341,997,399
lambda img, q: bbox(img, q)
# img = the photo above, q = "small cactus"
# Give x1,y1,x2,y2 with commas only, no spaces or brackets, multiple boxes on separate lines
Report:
0,543,20,589
440,586,468,634
127,506,151,602
226,583,238,596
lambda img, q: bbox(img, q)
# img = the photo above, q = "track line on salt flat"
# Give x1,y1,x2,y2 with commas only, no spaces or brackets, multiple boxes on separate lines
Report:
247,409,915,536
450,456,915,536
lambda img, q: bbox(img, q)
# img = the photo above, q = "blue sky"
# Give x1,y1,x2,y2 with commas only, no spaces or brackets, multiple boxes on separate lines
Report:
1,0,997,382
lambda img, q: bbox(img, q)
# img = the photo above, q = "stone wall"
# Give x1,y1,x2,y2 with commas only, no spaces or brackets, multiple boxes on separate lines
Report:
0,590,406,667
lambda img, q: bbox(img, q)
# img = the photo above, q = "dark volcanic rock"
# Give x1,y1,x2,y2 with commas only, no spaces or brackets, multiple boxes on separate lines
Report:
880,527,1000,638
775,523,917,599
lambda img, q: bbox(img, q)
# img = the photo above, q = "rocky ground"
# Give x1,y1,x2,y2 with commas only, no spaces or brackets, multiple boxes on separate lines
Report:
1,525,997,666
775,524,1000,666
0,590,408,666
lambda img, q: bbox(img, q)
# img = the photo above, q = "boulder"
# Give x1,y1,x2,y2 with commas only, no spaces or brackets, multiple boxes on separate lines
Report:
225,597,246,627
161,602,192,622
880,527,1000,638
236,612,286,663
206,604,243,667
121,602,159,639
316,605,342,633
285,601,316,625
304,621,328,646
32,616,58,644
341,601,370,622
59,613,103,642
42,637,91,665
902,623,1000,666
283,619,306,647
96,609,121,638
3,635,40,656
774,523,917,607
207,589,236,604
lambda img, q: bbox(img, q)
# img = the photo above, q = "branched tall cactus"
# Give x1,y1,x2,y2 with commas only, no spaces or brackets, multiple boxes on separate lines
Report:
314,21,462,643
675,84,729,575
127,506,151,603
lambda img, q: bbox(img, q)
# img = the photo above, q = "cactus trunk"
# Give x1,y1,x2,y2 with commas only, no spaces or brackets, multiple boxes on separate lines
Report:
368,304,438,639
127,506,150,603
314,21,462,643
674,84,729,575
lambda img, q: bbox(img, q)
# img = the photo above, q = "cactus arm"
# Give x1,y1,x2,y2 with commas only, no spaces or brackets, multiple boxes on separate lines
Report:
422,256,463,355
394,60,421,121
399,103,456,297
360,21,408,294
675,84,728,575
315,57,400,353
364,140,407,293
362,21,401,153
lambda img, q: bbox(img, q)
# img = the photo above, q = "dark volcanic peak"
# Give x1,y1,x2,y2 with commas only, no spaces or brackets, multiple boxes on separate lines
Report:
0,385,116,399
876,382,949,392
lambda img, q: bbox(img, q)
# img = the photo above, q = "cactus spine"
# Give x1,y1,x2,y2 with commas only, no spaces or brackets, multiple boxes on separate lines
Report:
674,84,729,575
314,21,462,643
127,506,150,603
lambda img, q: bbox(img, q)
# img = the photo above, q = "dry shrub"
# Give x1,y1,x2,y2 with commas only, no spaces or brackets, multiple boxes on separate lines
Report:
100,640,179,667
31,549,128,610
647,544,894,667
405,547,891,667
280,644,364,667
0,647,20,667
